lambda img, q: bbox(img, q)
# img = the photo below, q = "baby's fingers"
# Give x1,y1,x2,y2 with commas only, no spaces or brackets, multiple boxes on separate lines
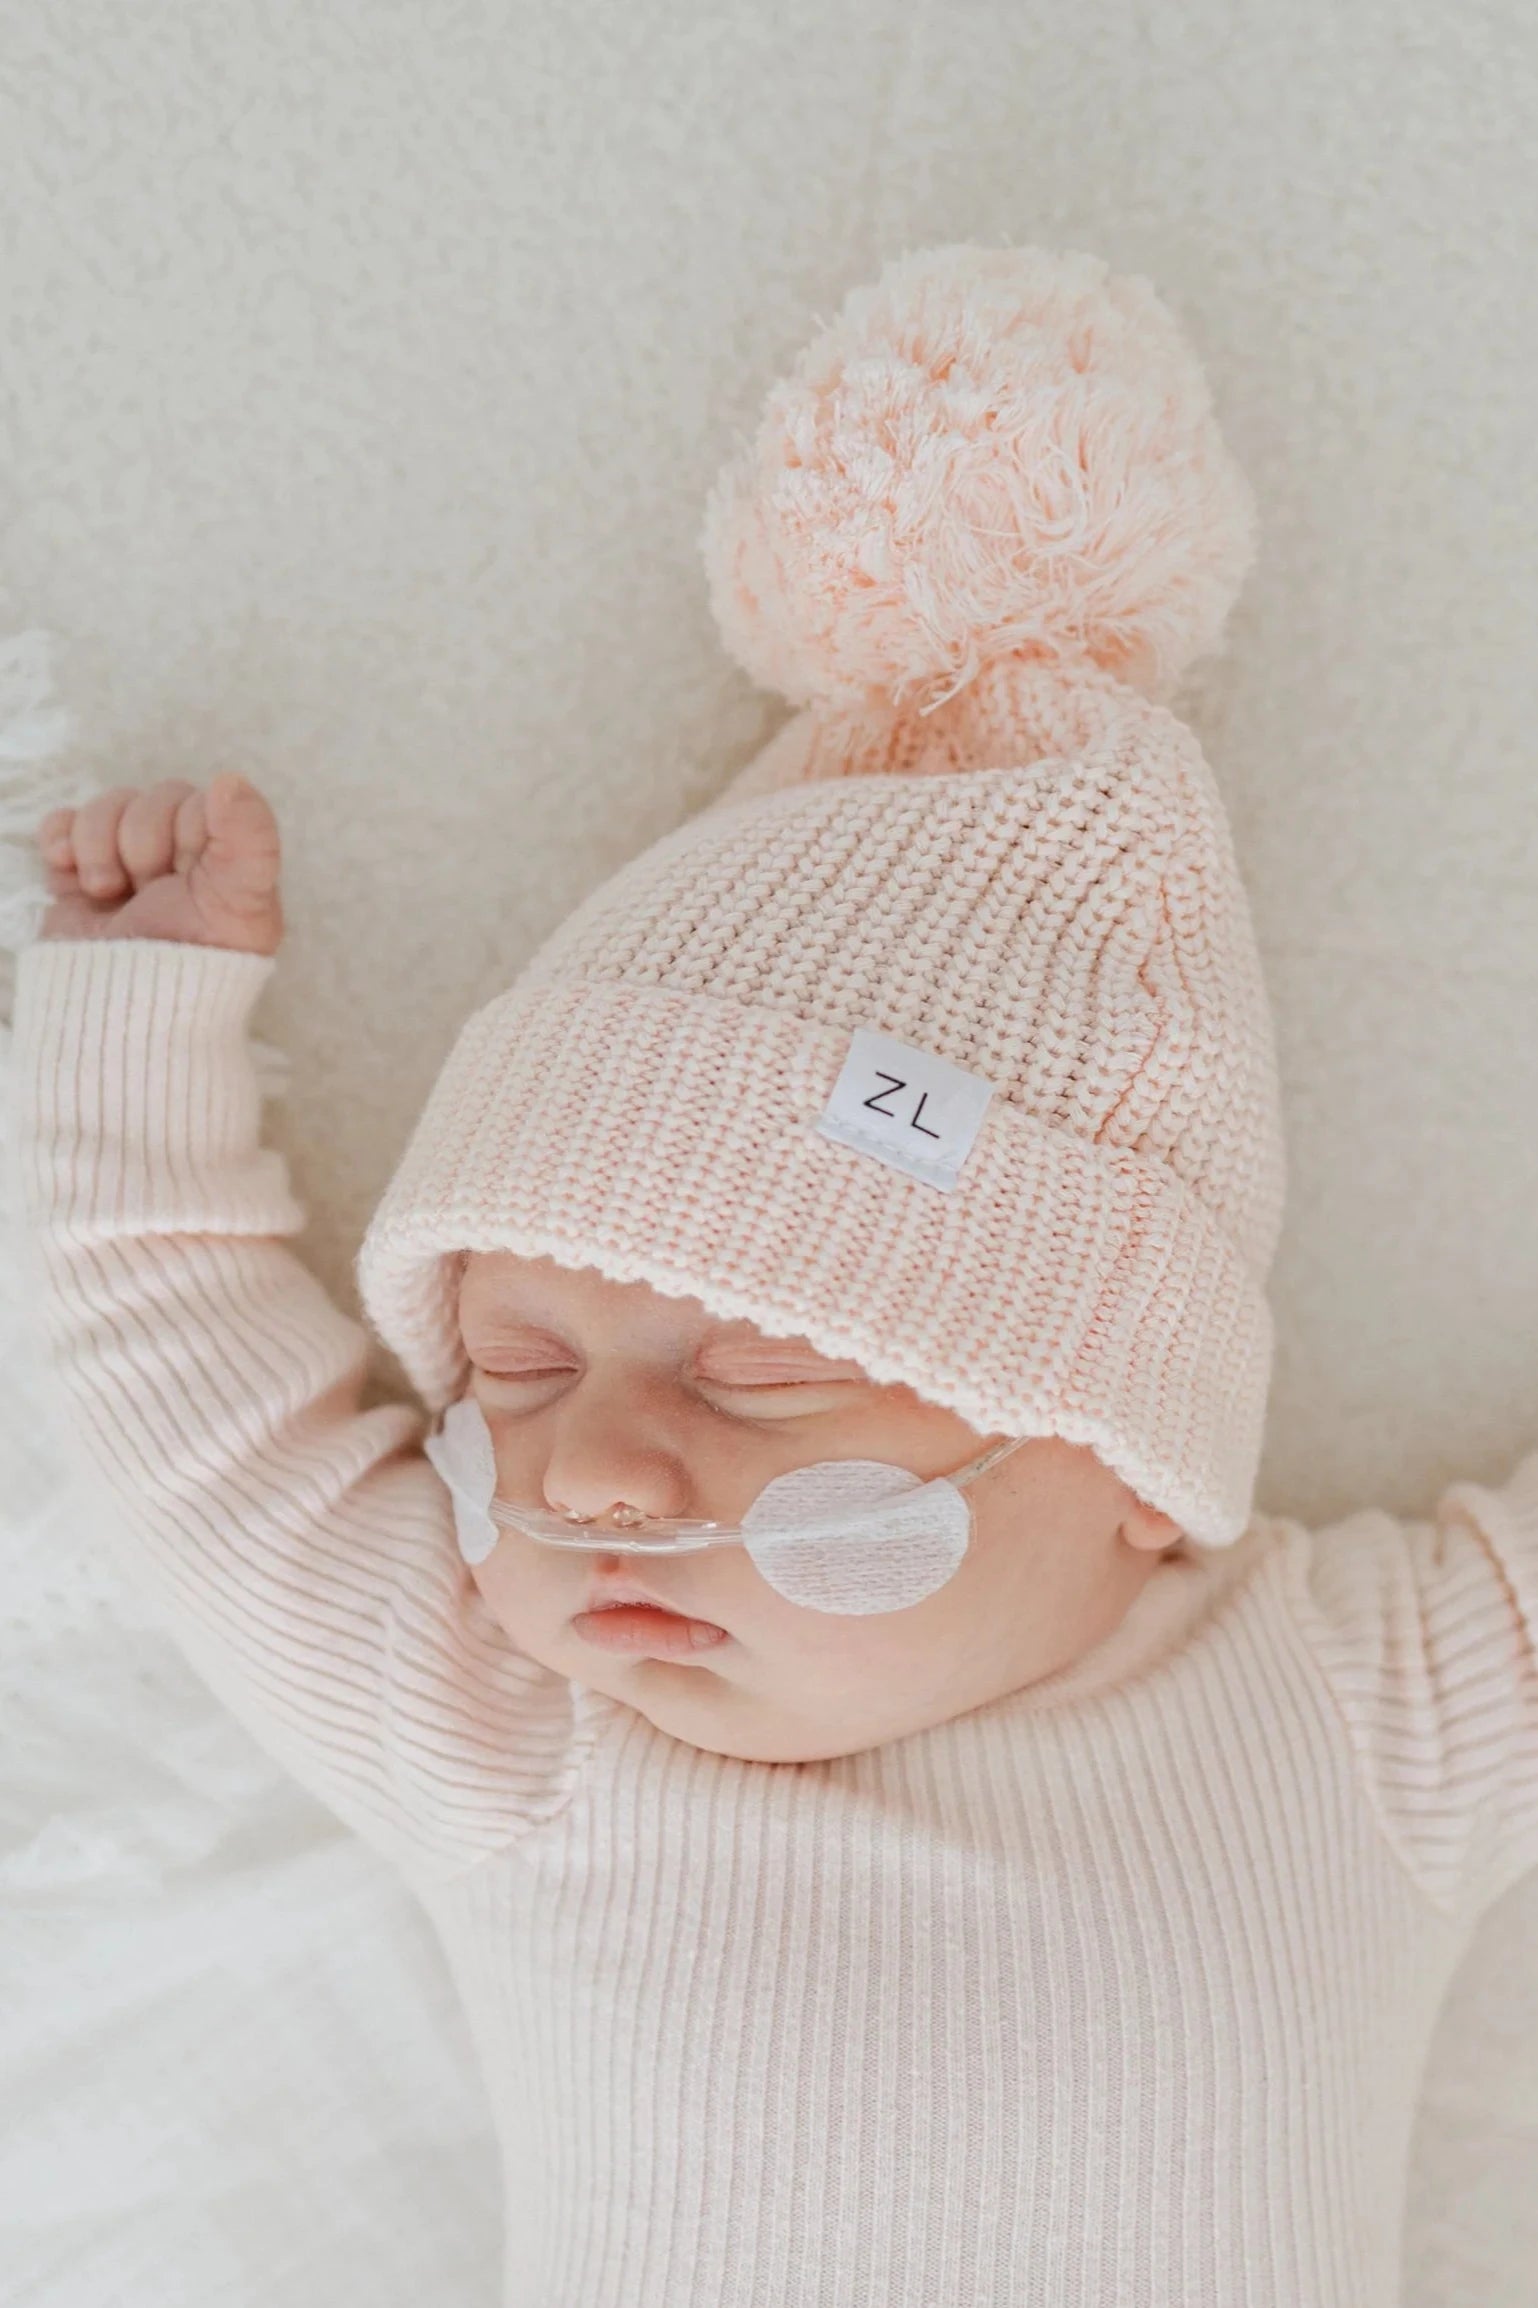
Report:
172,786,207,874
36,807,80,893
198,773,282,910
36,805,75,859
118,780,198,890
70,786,138,900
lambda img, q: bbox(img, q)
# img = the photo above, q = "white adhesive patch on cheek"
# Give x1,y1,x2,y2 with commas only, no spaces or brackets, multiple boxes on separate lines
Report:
741,1459,972,1614
424,1396,502,1565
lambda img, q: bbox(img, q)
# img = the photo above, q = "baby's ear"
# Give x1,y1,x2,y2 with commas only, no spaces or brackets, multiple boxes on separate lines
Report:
1122,1498,1186,1553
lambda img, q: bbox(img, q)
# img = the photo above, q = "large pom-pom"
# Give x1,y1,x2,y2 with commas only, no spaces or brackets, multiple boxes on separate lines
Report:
701,244,1256,713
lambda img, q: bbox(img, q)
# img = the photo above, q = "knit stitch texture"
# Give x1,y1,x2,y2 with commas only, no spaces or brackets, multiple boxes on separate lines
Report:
359,658,1284,1547
358,246,1286,1546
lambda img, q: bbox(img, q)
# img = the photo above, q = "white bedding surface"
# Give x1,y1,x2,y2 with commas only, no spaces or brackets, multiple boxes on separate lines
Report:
2,3,1535,2300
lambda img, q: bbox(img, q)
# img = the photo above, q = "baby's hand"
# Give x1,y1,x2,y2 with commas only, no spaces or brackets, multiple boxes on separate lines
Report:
34,774,284,957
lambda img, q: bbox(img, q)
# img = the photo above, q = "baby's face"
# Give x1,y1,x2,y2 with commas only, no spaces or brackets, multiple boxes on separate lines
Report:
456,1252,1182,1764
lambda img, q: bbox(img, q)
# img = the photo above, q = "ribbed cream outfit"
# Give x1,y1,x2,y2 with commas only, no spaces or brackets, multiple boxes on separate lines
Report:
11,935,1538,2308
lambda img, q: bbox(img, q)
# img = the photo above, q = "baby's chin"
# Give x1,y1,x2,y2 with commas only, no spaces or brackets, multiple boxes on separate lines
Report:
568,1647,931,1766
484,1585,975,1763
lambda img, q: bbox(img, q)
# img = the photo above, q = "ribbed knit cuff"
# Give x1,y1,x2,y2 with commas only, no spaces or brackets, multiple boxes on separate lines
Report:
10,937,303,1239
1444,1446,1538,1636
359,969,1274,1547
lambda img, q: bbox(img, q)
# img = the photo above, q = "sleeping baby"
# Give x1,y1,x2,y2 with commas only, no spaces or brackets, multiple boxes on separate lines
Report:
11,243,1537,2307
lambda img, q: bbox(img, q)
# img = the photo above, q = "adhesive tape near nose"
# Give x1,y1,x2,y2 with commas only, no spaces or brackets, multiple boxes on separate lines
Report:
742,1461,971,1614
424,1396,501,1565
423,1398,975,1610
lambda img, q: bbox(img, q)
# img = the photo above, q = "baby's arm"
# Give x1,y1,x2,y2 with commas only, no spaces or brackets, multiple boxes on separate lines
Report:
11,778,581,1887
1287,1449,1538,1920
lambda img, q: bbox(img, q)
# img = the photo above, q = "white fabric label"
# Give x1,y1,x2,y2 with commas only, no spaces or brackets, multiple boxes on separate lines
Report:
816,1028,994,1192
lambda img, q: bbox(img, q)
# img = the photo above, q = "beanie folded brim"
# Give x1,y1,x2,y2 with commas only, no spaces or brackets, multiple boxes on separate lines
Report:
357,973,1272,1549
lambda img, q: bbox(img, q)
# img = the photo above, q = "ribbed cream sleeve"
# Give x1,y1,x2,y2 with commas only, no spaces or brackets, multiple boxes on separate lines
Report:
1290,1451,1538,1919
7,937,587,1885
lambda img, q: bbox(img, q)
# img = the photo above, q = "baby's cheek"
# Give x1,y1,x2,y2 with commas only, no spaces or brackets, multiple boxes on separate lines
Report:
470,1540,570,1648
758,1587,939,1676
802,1569,989,1697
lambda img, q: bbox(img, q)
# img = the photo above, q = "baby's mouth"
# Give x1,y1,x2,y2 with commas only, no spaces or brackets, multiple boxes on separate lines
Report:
584,1577,679,1614
573,1587,729,1655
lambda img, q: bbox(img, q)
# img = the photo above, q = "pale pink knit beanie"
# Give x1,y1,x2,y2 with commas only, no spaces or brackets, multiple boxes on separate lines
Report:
357,244,1286,1549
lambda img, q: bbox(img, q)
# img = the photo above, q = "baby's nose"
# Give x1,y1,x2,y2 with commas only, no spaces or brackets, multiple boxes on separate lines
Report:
540,1404,693,1528
546,1490,654,1529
